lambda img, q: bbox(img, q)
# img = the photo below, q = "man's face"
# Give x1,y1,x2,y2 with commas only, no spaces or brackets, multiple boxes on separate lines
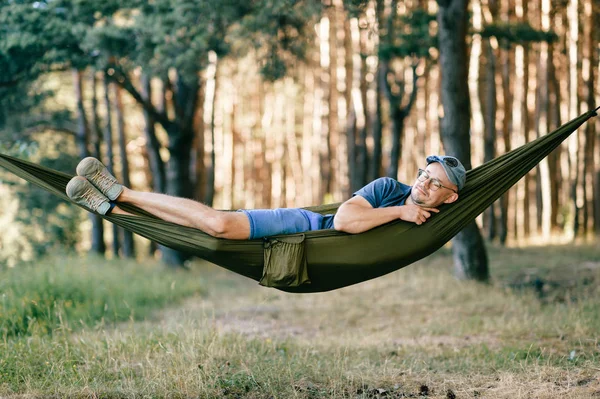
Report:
409,162,459,207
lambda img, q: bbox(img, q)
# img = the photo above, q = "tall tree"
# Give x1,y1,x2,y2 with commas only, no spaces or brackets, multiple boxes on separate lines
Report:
102,74,121,257
379,6,435,179
88,0,320,265
114,85,135,258
437,0,489,281
89,71,106,255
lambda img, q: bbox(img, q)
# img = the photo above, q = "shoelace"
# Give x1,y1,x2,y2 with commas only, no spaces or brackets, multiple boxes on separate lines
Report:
92,169,117,192
81,188,106,211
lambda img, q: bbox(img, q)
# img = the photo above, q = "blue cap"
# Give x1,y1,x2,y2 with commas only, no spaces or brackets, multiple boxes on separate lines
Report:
426,155,467,191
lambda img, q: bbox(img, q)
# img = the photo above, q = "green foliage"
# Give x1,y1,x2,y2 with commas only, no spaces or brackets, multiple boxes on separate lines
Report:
13,154,82,260
0,0,86,135
379,8,438,61
343,0,369,18
129,0,237,82
0,135,85,265
479,22,559,48
0,255,204,338
1,136,82,262
237,0,321,80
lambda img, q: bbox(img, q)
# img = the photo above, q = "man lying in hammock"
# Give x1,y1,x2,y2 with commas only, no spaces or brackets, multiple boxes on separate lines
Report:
66,155,466,240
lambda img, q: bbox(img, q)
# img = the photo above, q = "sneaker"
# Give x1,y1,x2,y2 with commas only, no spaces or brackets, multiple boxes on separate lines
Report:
66,176,112,215
76,157,123,200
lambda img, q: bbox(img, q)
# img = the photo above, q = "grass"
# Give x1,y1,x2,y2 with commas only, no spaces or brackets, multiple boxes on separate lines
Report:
0,253,206,338
1,243,599,398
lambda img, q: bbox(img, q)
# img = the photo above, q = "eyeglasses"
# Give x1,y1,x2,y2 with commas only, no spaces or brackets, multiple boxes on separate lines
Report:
417,169,458,193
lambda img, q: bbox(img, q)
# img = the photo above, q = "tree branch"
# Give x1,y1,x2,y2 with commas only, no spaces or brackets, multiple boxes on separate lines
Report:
401,60,420,115
108,66,175,130
22,125,78,137
380,61,396,104
17,114,79,137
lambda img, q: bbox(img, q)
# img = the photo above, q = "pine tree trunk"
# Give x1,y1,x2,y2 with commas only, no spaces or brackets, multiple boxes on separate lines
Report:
140,74,166,257
346,17,360,194
437,0,489,282
114,85,135,258
89,71,106,255
285,77,303,207
319,14,332,202
103,73,120,257
73,69,89,160
192,80,206,202
328,4,340,199
547,43,562,232
480,41,497,240
74,69,104,255
521,44,532,237
161,73,199,267
140,74,166,194
205,60,218,207
583,0,596,234
371,0,385,182
499,44,513,245
387,108,405,179
591,0,600,235
357,23,370,188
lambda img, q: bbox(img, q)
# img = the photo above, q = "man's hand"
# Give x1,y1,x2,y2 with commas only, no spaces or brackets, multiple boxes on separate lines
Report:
398,204,439,225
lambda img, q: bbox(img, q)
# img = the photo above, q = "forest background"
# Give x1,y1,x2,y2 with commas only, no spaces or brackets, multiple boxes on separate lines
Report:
0,0,599,273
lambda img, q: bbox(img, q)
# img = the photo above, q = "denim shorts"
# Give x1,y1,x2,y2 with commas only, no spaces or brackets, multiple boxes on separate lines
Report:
239,208,327,240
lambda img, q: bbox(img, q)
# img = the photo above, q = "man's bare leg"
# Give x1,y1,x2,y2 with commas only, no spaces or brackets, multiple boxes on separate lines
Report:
110,187,251,240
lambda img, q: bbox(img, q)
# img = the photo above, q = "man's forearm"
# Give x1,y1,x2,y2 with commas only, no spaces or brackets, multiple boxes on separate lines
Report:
333,204,401,234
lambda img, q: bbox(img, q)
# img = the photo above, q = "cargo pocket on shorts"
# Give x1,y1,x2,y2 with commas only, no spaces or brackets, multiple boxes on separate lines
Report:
259,233,311,288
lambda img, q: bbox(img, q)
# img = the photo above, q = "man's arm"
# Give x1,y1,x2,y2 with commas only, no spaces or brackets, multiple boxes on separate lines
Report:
333,196,438,234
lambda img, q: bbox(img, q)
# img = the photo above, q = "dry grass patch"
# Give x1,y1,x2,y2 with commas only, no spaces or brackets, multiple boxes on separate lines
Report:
1,242,599,398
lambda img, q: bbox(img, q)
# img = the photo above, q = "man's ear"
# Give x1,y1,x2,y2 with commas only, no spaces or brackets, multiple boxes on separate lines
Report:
443,193,459,204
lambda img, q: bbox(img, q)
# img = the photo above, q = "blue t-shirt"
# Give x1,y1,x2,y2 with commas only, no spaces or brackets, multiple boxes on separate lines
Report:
320,177,412,229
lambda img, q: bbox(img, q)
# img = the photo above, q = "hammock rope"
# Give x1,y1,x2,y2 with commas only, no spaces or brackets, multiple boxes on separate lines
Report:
0,109,597,293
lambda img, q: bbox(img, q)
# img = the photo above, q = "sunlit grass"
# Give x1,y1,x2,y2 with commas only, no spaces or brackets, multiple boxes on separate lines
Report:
0,253,205,338
1,243,599,398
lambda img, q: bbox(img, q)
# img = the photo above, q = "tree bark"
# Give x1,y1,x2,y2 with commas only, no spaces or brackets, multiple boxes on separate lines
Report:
591,0,600,235
521,27,531,237
547,42,562,232
583,0,596,234
161,73,199,267
73,69,105,256
114,85,135,258
103,72,120,257
343,16,355,198
318,14,332,202
371,0,385,182
73,69,89,161
140,73,166,257
480,40,497,240
328,4,340,199
356,23,370,189
382,62,419,179
108,63,202,267
498,43,513,245
140,74,166,194
89,71,106,255
192,79,206,202
437,0,489,282
205,60,218,207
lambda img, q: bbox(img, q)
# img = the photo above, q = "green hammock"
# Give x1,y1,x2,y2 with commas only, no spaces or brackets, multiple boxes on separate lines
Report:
0,109,597,293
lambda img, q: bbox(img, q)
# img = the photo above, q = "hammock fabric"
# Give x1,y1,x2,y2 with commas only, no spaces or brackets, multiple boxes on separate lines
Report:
0,109,597,293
